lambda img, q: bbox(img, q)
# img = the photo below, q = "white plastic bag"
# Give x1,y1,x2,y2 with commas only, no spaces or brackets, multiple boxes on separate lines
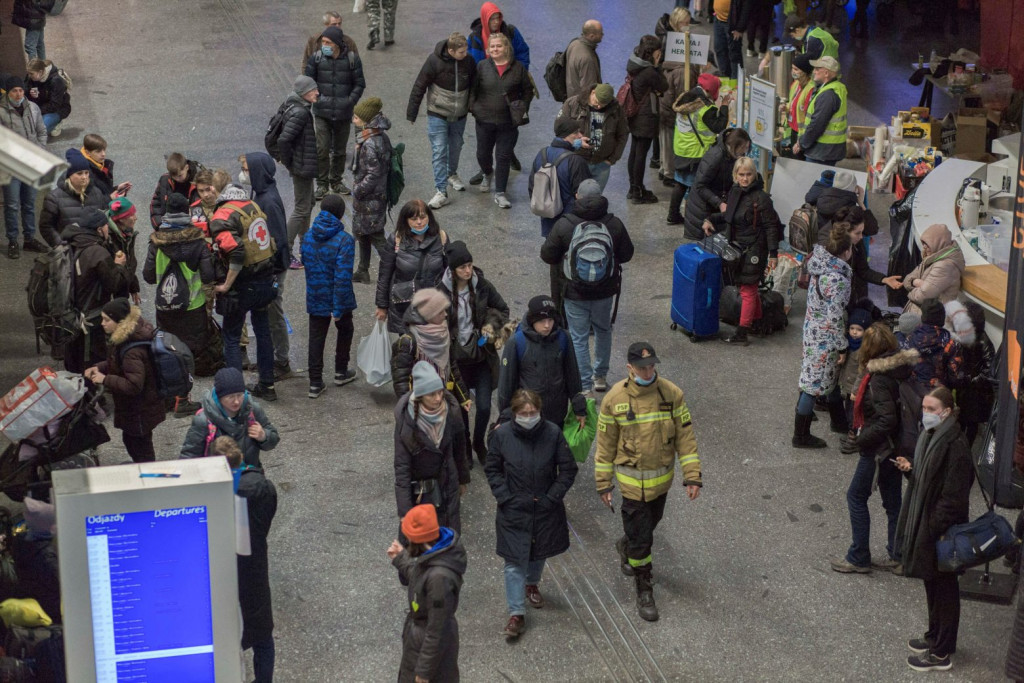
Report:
356,320,393,386
0,368,86,442
353,0,366,13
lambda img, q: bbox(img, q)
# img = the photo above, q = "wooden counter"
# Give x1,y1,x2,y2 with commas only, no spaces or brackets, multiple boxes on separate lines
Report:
963,264,1008,312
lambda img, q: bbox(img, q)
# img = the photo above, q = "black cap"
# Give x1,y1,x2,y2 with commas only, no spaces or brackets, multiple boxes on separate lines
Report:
525,295,558,326
80,208,109,230
627,341,659,367
554,117,581,138
101,298,131,323
792,53,813,75
445,240,473,269
167,192,190,214
784,14,806,33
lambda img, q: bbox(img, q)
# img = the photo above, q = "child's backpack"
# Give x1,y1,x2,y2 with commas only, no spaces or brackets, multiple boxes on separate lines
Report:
119,330,195,399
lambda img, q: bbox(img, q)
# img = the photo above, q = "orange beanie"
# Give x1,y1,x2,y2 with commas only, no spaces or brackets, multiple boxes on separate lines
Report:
401,504,440,544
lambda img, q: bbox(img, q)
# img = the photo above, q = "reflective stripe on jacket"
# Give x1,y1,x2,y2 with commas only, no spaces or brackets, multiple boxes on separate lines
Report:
594,376,701,501
790,80,814,134
805,80,847,145
673,104,715,160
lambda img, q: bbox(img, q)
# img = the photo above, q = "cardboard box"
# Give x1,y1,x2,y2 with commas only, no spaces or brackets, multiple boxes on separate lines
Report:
956,108,992,155
953,152,1003,163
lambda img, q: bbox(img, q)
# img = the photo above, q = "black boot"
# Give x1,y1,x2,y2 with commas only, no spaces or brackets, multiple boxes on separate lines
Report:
627,184,639,201
827,401,850,434
666,183,686,224
724,326,749,345
792,412,827,449
635,564,659,622
634,187,659,204
616,536,635,577
473,436,487,466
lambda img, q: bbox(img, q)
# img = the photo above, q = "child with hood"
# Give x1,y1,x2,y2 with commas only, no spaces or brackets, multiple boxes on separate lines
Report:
837,306,873,452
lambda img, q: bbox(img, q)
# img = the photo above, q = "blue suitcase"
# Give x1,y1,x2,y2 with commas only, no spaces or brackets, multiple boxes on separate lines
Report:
670,244,722,341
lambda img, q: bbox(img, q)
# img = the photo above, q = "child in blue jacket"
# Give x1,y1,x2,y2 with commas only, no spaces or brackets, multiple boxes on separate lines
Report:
301,194,356,398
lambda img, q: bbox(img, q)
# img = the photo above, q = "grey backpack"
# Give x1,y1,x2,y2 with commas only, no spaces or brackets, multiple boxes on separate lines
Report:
529,150,574,219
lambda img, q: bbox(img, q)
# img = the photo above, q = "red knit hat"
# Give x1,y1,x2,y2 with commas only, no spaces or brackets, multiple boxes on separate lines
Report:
698,73,721,102
401,504,440,544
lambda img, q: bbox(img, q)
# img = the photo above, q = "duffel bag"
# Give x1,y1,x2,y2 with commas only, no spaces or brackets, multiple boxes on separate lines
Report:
936,509,1020,574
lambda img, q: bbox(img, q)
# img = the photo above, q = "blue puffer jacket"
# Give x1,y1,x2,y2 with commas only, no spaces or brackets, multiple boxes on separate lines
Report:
301,210,356,318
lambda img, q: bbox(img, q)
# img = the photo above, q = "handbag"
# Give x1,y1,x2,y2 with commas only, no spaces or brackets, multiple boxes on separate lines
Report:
563,399,598,463
702,233,740,265
506,96,530,127
411,478,442,508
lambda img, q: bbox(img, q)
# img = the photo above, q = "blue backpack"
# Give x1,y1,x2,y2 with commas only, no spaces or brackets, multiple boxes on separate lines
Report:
120,329,195,399
514,326,569,362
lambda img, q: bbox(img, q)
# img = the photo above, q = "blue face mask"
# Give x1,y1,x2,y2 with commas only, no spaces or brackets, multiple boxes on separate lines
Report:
10,97,24,107
410,225,429,235
572,137,584,150
321,45,333,57
231,465,251,493
634,371,657,386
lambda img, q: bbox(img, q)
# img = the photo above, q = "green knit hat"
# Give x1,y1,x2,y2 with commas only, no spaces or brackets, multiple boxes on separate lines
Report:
353,96,383,124
108,197,136,222
593,83,614,106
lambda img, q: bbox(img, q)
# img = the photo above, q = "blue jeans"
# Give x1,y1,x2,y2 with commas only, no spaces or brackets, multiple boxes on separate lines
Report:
796,387,841,416
713,19,743,79
504,558,546,616
221,278,277,386
427,116,467,193
251,638,275,683
24,29,45,60
845,454,903,567
41,113,61,133
3,179,37,242
588,161,611,192
563,297,614,391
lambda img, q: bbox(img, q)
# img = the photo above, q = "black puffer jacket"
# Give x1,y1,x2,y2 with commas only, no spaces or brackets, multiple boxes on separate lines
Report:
305,47,365,121
438,266,509,374
26,65,70,120
497,323,586,426
706,177,781,284
393,391,469,531
470,57,532,127
236,467,277,649
376,228,449,333
61,222,131,312
351,113,393,236
391,304,471,404
856,349,918,458
682,129,745,241
277,94,318,179
812,187,879,237
11,0,50,30
624,55,668,139
541,193,634,301
485,414,577,565
408,39,477,123
149,159,201,229
959,330,996,423
39,176,110,246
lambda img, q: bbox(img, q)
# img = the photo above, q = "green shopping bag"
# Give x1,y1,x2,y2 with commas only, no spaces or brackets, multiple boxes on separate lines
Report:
563,398,598,463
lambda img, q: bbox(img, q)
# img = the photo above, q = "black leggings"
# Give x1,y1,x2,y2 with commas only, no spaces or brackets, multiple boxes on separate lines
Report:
122,432,155,463
627,135,655,188
357,232,388,272
475,120,516,193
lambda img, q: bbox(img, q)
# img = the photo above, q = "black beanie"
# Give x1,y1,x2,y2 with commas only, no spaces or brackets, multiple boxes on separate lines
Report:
102,298,131,323
525,295,558,327
80,208,108,230
6,76,25,92
920,298,946,327
445,240,473,270
321,193,347,220
214,367,247,397
167,192,190,214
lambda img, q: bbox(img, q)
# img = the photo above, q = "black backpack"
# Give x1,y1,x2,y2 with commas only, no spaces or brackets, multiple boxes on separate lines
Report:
543,40,575,103
119,330,195,399
264,102,297,162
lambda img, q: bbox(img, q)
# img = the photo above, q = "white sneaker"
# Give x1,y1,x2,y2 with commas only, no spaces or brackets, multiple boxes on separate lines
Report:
50,123,62,137
448,174,466,191
479,174,492,193
494,192,511,209
745,49,756,58
427,190,450,209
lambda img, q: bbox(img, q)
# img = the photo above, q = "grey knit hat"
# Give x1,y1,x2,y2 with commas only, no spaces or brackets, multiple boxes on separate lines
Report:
411,361,445,398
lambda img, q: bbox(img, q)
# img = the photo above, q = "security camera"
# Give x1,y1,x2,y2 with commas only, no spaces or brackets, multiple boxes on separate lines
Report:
0,125,68,190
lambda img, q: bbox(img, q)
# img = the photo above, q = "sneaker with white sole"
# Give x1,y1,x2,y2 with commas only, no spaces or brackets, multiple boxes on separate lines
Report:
448,174,466,191
308,383,326,399
907,653,951,672
908,638,933,655
479,174,492,193
494,192,511,209
427,190,450,209
334,369,356,386
594,376,608,392
51,123,62,137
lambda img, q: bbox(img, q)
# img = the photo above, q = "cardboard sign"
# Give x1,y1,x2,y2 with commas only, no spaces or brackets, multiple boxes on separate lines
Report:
665,31,710,66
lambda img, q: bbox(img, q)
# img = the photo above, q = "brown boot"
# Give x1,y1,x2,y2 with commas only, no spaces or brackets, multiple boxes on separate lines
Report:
502,615,524,638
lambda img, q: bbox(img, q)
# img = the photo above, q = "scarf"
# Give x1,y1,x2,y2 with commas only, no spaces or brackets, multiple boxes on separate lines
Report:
847,335,862,351
412,322,451,379
81,146,106,172
410,396,448,447
852,372,871,430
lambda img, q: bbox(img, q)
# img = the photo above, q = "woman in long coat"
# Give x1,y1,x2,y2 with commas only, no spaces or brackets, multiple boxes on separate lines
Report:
792,229,852,448
485,389,577,639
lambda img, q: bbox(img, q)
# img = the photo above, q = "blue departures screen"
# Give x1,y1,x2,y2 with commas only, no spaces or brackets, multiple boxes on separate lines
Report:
86,507,215,682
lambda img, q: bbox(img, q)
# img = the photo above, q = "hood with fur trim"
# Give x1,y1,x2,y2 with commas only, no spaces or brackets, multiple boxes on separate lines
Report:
108,306,153,346
865,348,920,378
944,299,975,346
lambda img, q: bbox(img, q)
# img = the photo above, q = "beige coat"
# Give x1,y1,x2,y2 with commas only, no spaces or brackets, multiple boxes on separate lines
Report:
903,223,965,314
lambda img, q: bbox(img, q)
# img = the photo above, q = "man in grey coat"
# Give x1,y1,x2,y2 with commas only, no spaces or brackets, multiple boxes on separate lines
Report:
0,76,49,259
564,20,604,102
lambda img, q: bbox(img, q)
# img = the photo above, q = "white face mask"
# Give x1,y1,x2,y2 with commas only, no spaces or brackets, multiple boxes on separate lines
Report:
515,414,541,429
237,170,250,186
921,411,945,431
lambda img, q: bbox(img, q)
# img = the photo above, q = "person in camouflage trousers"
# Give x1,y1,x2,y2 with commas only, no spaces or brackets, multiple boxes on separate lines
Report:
366,0,399,50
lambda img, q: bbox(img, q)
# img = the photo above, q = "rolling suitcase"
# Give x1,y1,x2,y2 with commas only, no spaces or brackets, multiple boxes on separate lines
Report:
670,244,722,341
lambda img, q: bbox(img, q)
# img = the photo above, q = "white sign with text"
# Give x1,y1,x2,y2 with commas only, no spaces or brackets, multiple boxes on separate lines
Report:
665,31,710,66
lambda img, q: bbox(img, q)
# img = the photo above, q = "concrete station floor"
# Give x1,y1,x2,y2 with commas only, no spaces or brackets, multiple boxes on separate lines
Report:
0,1,1016,680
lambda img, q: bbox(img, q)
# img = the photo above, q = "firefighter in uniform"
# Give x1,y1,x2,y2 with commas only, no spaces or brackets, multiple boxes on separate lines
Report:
595,342,701,622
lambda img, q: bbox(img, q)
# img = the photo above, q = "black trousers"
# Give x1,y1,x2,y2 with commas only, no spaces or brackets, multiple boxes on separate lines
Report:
356,232,388,272
627,135,655,188
123,431,155,463
64,325,106,374
475,120,517,193
307,312,354,385
621,493,668,566
924,573,961,657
